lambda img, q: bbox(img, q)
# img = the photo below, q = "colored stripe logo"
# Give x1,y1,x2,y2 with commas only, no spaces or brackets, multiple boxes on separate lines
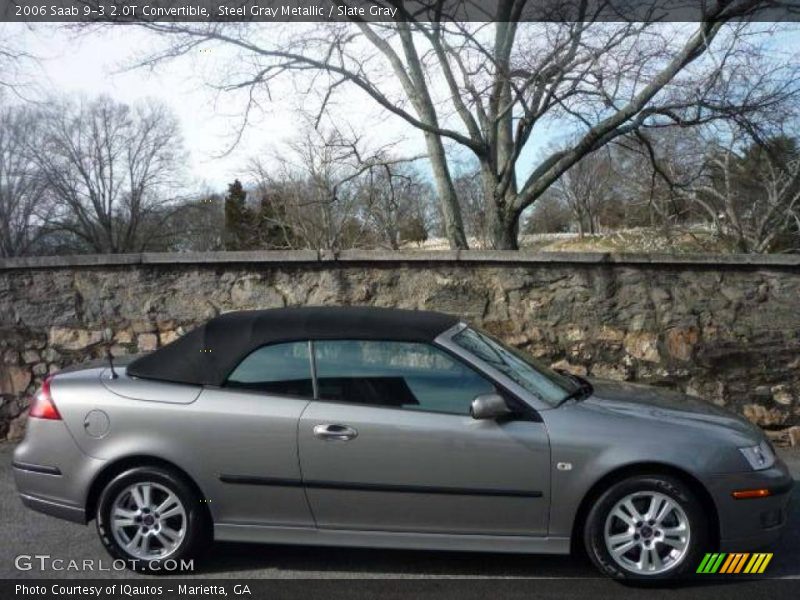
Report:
696,553,773,574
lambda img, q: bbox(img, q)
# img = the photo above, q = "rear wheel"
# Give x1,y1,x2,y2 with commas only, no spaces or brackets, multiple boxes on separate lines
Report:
96,466,210,572
583,474,708,580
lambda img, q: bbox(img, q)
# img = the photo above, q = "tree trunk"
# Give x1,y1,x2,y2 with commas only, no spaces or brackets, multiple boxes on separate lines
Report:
423,130,468,249
486,193,520,250
391,23,468,251
489,215,519,249
479,164,520,250
487,197,521,251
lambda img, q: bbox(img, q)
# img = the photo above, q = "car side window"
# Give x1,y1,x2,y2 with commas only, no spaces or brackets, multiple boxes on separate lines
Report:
313,340,496,415
226,341,313,397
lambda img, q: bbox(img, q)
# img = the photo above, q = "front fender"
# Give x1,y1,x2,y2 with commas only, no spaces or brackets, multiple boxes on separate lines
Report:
541,403,748,538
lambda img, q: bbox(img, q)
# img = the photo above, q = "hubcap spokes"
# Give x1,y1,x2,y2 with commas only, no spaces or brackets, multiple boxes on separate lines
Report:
111,482,187,560
604,491,690,575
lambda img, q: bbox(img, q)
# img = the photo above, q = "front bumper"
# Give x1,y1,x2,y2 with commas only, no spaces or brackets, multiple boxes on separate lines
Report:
705,458,794,551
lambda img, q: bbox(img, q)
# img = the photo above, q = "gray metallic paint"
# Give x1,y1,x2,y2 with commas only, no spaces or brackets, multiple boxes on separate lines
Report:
13,322,793,556
298,400,550,535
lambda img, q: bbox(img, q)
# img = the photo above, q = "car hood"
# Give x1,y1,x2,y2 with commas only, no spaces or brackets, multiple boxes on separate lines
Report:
582,378,761,441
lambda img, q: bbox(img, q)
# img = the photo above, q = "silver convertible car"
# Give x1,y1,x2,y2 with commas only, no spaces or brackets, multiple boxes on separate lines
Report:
13,307,792,579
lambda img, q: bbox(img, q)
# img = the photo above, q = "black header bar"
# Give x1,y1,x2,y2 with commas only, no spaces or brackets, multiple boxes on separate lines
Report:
3,0,800,23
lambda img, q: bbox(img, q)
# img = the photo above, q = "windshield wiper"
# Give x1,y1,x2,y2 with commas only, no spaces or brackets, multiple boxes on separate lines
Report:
555,374,594,408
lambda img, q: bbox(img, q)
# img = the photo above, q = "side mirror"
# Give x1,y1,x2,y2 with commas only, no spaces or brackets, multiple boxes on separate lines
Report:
470,393,515,420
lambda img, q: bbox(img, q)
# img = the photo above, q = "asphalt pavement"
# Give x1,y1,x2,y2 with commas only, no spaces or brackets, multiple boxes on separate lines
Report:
1,442,798,598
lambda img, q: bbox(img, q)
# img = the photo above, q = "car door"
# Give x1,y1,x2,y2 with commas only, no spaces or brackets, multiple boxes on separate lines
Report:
192,341,316,528
298,340,551,536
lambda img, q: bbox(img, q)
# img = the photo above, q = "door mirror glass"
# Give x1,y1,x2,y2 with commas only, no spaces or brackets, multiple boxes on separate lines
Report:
470,393,514,420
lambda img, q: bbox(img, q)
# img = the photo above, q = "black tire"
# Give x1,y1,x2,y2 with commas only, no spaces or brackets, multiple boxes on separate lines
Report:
96,466,211,573
583,474,708,580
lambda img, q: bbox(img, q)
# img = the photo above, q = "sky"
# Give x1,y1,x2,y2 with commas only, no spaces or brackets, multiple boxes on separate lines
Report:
9,22,798,195
9,23,462,192
9,22,565,195
13,24,304,191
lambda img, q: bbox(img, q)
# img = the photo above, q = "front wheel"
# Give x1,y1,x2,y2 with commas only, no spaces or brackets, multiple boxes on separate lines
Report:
96,466,210,572
583,474,708,580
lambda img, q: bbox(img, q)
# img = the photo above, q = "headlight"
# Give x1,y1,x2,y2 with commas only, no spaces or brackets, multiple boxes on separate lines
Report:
739,441,776,471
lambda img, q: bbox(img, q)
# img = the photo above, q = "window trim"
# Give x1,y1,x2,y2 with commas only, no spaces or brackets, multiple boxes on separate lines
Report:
308,340,319,400
214,386,314,403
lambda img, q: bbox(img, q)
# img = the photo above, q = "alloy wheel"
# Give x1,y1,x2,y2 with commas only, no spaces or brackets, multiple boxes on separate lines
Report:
603,491,691,575
110,481,187,560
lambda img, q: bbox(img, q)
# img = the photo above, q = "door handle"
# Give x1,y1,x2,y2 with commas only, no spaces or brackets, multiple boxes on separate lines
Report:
313,424,358,441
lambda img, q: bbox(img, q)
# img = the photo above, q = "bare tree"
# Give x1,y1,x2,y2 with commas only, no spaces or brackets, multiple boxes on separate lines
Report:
452,167,489,247
160,191,225,252
524,130,708,239
549,147,616,238
249,120,423,251
0,25,46,256
249,130,366,251
0,23,36,95
523,190,573,235
357,164,434,250
32,96,186,253
94,0,800,249
685,131,800,252
610,128,712,235
0,104,49,257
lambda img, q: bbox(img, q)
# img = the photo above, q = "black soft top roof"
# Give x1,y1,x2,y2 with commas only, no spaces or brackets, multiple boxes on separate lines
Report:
126,306,460,386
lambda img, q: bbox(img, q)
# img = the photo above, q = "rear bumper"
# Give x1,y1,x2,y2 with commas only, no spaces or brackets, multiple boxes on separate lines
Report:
13,460,88,524
13,418,105,524
12,460,62,476
706,459,794,551
18,492,86,524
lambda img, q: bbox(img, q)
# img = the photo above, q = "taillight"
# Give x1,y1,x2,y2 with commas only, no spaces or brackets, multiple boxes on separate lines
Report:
29,376,61,420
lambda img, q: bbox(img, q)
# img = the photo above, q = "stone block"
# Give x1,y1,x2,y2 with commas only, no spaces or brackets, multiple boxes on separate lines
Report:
624,331,660,363
665,326,699,361
48,327,103,350
137,333,158,352
0,366,31,394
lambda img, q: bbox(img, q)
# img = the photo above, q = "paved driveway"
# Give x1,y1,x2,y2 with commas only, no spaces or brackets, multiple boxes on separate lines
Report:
1,443,797,592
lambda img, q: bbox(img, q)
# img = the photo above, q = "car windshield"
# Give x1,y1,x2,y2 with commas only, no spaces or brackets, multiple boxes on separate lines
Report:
451,327,580,407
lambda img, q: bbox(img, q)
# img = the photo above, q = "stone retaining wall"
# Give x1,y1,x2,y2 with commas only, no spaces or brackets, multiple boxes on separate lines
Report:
1,250,799,443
